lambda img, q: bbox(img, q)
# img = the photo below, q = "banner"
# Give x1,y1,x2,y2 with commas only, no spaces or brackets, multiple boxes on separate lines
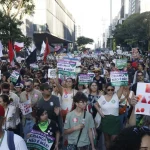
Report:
57,59,76,78
48,69,56,78
27,130,54,150
135,83,150,116
110,71,128,86
10,71,20,83
19,100,32,115
78,73,95,85
116,59,127,69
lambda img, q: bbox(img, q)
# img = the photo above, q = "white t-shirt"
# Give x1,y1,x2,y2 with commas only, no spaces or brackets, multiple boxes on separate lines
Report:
0,130,28,150
98,93,119,116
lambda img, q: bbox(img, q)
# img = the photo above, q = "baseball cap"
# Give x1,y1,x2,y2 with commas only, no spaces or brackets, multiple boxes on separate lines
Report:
15,83,24,89
0,105,5,117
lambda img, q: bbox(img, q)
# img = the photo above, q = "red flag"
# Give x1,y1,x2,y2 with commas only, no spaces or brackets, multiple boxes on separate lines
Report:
43,38,50,63
8,40,14,64
14,42,24,52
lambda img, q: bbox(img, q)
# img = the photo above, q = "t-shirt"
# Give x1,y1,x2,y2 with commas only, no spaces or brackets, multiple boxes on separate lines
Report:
98,94,119,116
37,95,60,123
93,76,106,90
0,130,28,150
64,110,95,147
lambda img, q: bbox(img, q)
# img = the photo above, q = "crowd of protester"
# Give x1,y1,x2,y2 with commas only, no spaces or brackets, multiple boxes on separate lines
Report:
0,50,150,150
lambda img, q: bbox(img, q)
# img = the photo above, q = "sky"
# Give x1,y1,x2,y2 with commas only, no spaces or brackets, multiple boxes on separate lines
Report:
61,0,121,47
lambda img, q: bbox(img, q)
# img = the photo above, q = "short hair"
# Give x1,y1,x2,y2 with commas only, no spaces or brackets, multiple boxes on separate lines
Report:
40,83,53,91
111,62,115,67
25,79,33,84
1,82,10,89
73,92,88,103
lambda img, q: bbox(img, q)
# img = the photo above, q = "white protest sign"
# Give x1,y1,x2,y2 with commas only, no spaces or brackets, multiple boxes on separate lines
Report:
117,50,122,55
110,71,128,86
135,83,150,116
10,71,20,83
19,100,32,115
78,73,95,85
48,69,56,78
27,130,54,150
109,51,114,56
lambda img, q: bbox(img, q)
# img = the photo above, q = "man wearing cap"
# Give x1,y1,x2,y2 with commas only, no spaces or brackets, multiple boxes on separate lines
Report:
38,83,63,133
0,105,28,150
20,79,42,140
93,69,106,91
15,83,24,97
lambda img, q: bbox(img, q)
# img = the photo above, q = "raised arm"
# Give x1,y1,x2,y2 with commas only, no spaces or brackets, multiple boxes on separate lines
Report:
117,86,124,99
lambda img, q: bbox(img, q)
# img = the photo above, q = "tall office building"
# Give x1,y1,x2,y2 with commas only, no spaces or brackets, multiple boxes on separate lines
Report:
129,0,140,15
75,25,83,40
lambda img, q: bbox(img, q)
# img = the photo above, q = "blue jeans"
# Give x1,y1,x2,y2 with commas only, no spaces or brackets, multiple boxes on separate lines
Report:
23,119,35,140
119,108,129,129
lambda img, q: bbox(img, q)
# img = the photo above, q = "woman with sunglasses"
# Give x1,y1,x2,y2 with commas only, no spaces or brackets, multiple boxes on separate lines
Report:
94,83,124,150
109,126,150,150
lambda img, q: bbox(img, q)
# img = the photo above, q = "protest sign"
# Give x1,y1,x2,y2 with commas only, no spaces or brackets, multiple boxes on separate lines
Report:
27,130,54,150
48,69,56,78
110,71,128,86
30,63,39,70
116,59,127,69
109,51,114,56
57,59,76,78
10,71,20,83
78,73,95,85
135,83,150,116
19,100,32,115
117,50,122,55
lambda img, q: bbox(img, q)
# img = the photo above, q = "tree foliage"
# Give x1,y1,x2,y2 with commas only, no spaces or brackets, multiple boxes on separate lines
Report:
77,36,94,47
113,12,150,50
0,0,35,19
0,11,31,48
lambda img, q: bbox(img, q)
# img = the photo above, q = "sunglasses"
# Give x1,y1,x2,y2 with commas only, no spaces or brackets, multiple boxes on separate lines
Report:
25,85,31,88
107,89,114,91
53,86,56,88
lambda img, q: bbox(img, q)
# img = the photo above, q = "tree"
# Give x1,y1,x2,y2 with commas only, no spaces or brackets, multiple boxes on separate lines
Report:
113,12,150,51
0,0,35,19
77,36,94,47
0,11,31,48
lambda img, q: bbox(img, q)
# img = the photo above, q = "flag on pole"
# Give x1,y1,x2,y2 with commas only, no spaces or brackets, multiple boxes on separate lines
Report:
43,38,50,63
29,42,36,52
14,42,24,52
0,41,3,57
26,49,37,66
8,40,14,65
40,41,46,55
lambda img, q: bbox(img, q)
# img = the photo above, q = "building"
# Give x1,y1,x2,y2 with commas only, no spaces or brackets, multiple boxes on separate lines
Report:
22,0,75,50
75,25,83,41
129,0,140,15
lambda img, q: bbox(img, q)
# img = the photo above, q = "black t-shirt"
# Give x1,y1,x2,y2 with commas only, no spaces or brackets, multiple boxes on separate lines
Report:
33,120,59,150
93,76,106,90
37,95,60,127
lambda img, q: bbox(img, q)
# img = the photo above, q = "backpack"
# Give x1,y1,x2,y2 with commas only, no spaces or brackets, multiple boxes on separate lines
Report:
7,131,15,150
